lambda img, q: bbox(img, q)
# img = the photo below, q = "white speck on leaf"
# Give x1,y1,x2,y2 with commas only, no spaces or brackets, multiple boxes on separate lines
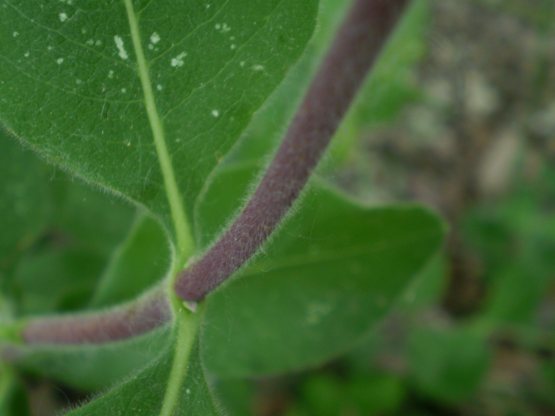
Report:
170,52,187,68
108,69,114,79
23,51,30,58
211,109,220,118
156,84,163,91
186,388,191,395
113,35,129,60
59,12,68,22
56,57,64,64
12,31,19,38
150,32,160,45
121,87,127,93
252,64,264,71
230,44,236,50
215,23,231,33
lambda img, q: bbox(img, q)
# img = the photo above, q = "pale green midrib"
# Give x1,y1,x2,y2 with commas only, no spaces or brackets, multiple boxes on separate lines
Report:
123,0,194,262
159,309,199,416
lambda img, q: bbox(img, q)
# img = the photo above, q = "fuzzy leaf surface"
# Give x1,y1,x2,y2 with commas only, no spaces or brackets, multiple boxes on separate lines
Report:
198,164,444,377
65,328,218,415
0,0,318,246
0,135,51,272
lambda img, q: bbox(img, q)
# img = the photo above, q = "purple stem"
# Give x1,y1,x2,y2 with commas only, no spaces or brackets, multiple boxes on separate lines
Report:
175,0,410,301
10,0,408,347
21,289,170,345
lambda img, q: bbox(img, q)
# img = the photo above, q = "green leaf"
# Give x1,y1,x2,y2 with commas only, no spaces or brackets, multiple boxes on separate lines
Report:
50,172,135,259
397,253,447,312
293,372,404,416
0,0,318,252
407,326,490,403
91,212,170,308
199,174,444,377
0,365,30,416
0,133,51,272
208,379,254,416
0,130,135,315
66,312,218,415
7,173,135,315
12,247,107,314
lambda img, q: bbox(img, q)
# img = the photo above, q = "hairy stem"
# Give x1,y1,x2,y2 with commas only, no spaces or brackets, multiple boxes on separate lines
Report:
175,0,410,301
20,288,170,345
4,0,408,348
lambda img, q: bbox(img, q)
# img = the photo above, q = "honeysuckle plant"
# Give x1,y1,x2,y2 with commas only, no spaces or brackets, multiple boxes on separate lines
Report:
0,0,443,414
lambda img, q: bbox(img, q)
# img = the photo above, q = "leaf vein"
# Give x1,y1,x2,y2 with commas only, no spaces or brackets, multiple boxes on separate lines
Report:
122,0,195,260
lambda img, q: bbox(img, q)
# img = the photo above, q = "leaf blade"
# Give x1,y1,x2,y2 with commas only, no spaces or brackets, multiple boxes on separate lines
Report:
65,314,218,415
200,177,444,377
0,0,319,251
122,0,194,259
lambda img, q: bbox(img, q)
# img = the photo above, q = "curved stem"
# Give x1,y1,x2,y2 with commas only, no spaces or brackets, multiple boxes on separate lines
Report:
3,0,409,348
175,0,410,301
20,288,171,345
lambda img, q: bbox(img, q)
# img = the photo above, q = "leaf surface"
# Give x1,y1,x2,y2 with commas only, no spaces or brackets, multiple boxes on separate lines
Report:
0,134,51,273
0,0,318,249
407,326,490,403
90,213,170,308
198,162,444,377
66,315,219,415
0,130,136,315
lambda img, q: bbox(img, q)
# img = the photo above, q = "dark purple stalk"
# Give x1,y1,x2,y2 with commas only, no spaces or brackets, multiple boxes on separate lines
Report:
10,0,408,347
175,0,410,301
21,289,170,345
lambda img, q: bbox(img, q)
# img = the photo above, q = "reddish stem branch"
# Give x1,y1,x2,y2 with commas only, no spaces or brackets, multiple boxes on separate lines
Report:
10,0,408,347
175,0,410,301
21,289,170,345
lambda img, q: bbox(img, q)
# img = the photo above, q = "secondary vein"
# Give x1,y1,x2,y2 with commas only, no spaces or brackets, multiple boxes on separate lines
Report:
123,0,194,261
